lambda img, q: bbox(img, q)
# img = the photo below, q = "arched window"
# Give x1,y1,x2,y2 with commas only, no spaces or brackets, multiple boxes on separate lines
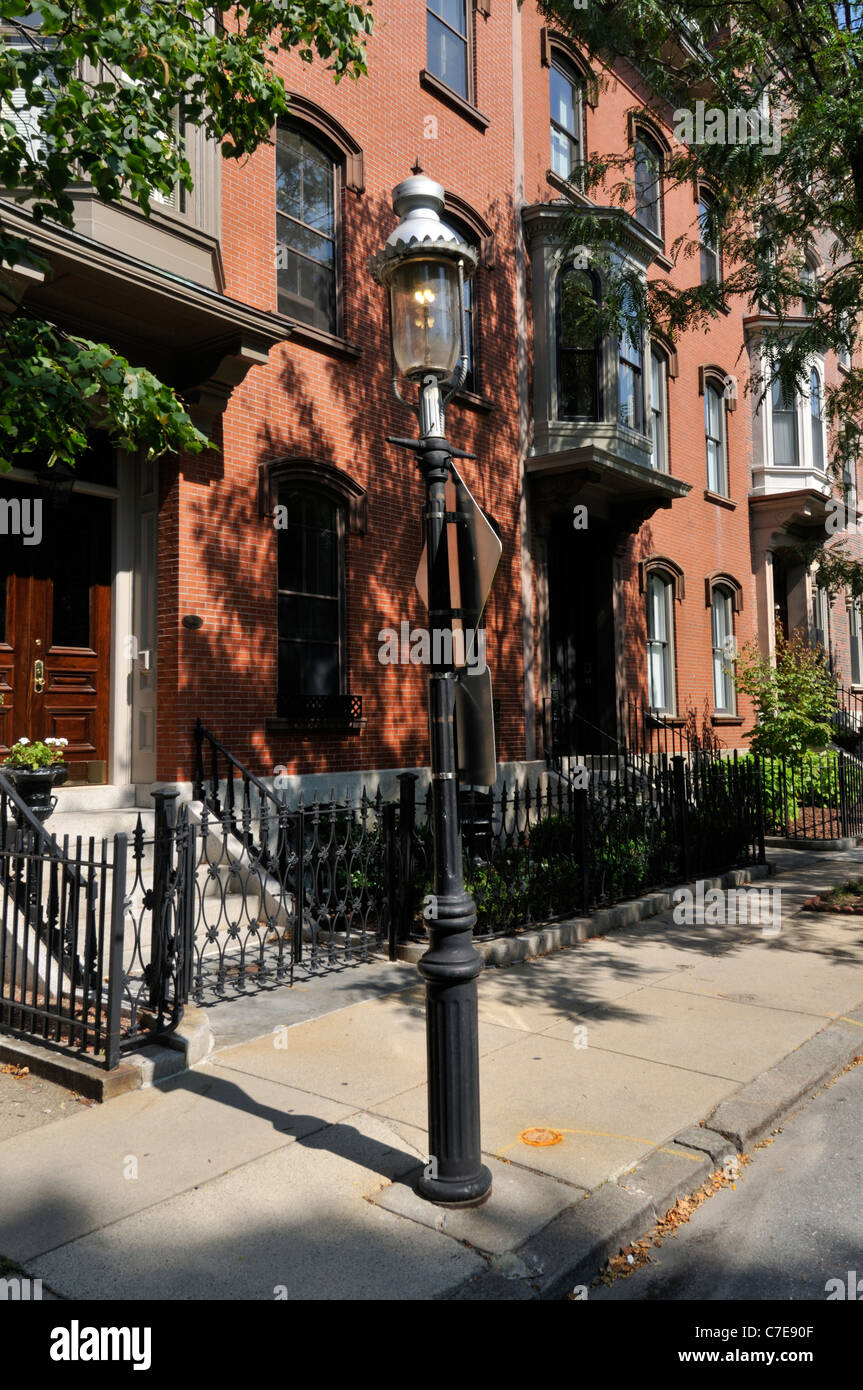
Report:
276,125,338,332
711,585,736,713
618,285,645,432
549,53,584,181
699,190,720,285
810,367,825,471
557,266,600,420
277,487,344,714
650,346,669,472
705,379,728,494
634,132,663,238
771,378,799,467
646,569,676,713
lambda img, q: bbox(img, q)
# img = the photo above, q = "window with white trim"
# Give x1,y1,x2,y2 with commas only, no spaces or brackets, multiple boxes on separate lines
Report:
711,586,736,713
813,581,830,654
549,54,584,182
646,571,675,713
618,285,644,432
810,367,825,471
650,347,669,472
850,602,863,687
705,379,728,494
699,191,720,285
771,377,799,467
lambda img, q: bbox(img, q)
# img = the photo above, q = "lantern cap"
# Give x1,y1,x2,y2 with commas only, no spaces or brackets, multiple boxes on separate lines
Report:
369,171,478,285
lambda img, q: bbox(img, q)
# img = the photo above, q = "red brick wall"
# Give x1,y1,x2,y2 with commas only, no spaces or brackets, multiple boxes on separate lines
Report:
161,2,849,780
520,10,758,747
158,0,524,781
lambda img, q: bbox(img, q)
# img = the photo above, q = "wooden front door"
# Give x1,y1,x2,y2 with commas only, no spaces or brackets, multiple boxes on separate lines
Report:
0,484,112,782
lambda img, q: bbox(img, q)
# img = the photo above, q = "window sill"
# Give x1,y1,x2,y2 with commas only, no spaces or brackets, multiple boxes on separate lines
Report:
451,387,494,413
647,712,684,726
711,715,744,726
282,320,362,360
419,70,490,131
544,169,592,205
704,489,736,510
267,717,366,737
268,694,364,735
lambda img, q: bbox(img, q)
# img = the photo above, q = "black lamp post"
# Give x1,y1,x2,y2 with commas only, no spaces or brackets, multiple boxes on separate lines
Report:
371,172,492,1207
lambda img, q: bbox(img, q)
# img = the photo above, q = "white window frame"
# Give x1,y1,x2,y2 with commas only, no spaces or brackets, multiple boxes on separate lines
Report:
711,586,736,714
704,379,728,494
764,354,828,478
646,570,676,715
649,346,669,472
849,602,863,687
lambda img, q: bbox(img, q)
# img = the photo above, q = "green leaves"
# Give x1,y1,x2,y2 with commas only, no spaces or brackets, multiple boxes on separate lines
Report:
0,0,372,468
0,311,211,471
734,623,839,759
541,0,863,482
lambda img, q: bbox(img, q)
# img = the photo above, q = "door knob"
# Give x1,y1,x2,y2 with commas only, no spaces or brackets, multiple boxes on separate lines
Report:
33,659,45,693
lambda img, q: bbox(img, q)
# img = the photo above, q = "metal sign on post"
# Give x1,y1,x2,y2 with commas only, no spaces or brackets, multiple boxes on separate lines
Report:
415,463,501,784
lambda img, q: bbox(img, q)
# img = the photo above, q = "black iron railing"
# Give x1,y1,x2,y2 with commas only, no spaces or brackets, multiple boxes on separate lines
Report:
831,686,863,756
543,695,724,764
760,750,863,841
0,774,193,1069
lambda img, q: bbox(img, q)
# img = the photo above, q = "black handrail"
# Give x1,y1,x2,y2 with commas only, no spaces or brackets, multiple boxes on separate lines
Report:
0,769,97,984
193,719,289,870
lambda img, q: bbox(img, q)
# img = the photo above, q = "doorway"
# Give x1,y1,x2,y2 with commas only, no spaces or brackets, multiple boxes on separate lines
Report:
547,514,617,751
0,481,112,782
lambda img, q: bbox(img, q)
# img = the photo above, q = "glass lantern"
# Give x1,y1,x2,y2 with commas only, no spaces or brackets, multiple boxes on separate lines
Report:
388,255,462,380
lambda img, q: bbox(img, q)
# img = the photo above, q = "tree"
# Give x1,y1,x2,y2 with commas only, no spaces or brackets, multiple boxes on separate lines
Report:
0,0,372,470
734,623,837,758
539,2,863,490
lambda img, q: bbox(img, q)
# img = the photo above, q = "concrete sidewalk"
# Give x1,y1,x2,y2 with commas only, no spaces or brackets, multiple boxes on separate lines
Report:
2,846,863,1301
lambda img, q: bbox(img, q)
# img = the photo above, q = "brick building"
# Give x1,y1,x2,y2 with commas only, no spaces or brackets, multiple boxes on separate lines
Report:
0,2,857,802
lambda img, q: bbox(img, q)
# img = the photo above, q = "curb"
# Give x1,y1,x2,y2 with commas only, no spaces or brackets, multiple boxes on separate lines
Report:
398,862,774,968
449,1001,863,1301
0,1037,141,1102
0,1007,214,1103
766,835,860,852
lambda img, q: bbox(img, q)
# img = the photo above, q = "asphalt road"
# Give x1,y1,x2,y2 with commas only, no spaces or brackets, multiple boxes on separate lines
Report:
591,1059,863,1302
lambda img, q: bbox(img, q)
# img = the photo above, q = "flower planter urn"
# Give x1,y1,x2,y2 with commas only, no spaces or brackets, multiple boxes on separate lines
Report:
4,765,68,823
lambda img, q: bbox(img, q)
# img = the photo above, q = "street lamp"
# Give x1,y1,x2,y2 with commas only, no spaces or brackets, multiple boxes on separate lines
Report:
371,171,492,1207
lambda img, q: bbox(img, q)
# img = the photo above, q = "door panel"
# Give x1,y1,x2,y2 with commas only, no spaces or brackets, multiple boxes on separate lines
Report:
0,483,112,781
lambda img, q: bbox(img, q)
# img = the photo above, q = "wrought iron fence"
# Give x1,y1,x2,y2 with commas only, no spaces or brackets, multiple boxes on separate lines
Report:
396,751,763,941
191,721,395,999
543,695,724,763
759,750,863,841
0,774,192,1069
831,686,863,757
